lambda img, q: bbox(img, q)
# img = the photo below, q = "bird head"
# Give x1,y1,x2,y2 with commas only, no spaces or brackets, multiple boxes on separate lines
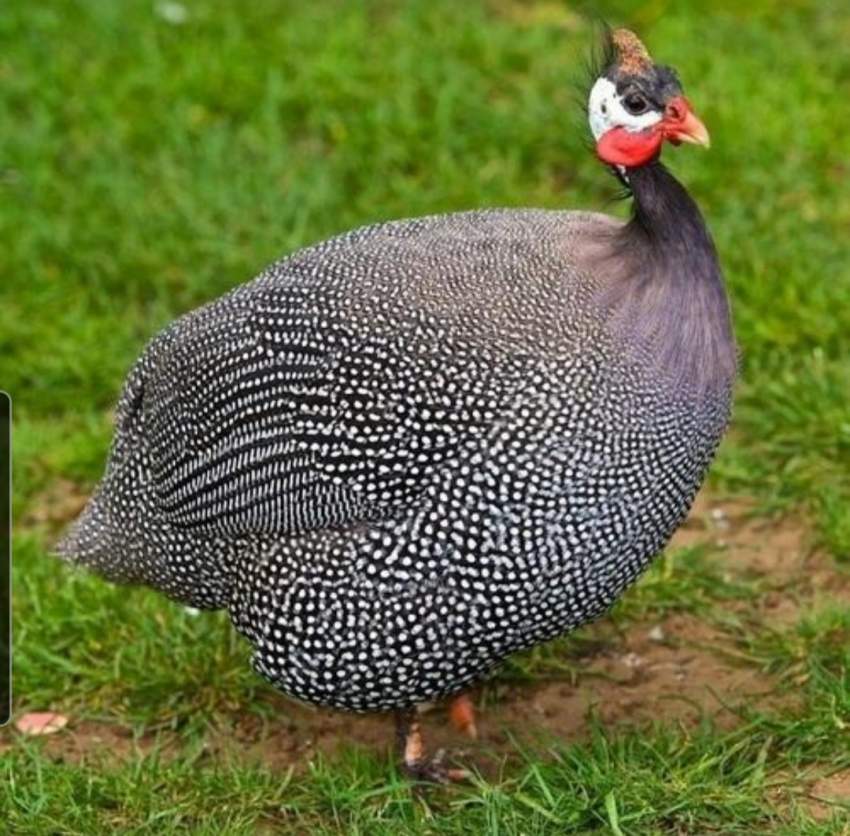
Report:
588,29,710,169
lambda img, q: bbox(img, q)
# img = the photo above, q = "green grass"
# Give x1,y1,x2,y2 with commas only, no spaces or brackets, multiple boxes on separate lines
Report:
3,0,850,831
4,697,850,833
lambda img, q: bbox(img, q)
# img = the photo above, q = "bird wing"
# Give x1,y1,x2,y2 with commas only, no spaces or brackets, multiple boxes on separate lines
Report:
138,265,525,538
119,208,607,539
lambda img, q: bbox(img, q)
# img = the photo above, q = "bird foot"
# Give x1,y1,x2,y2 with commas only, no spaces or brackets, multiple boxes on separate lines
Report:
402,749,470,784
395,708,472,784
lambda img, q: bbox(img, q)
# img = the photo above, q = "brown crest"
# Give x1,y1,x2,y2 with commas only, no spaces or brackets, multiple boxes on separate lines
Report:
611,29,653,74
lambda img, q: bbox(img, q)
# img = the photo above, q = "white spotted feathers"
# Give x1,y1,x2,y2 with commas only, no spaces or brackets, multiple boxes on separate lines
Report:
57,207,734,712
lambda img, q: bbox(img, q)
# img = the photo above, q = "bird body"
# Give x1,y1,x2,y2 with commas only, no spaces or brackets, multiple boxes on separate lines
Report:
60,198,733,712
58,29,736,773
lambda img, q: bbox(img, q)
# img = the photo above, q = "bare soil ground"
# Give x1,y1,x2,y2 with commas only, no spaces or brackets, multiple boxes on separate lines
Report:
808,771,850,821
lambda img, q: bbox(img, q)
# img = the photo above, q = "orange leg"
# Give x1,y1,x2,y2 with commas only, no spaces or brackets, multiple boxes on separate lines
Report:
394,707,469,783
448,693,478,740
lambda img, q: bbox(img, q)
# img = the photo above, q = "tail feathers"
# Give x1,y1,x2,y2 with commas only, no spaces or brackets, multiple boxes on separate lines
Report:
53,498,142,584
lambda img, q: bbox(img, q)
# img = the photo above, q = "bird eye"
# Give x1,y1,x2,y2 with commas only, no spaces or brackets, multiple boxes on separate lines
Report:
623,93,648,115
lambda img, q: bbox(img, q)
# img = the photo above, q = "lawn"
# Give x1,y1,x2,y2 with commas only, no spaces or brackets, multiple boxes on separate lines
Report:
2,0,850,832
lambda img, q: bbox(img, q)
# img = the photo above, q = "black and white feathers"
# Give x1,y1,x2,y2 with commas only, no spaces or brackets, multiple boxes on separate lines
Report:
58,29,735,712
58,203,734,711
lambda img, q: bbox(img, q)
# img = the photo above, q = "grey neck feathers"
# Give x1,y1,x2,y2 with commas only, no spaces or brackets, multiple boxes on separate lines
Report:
591,161,736,397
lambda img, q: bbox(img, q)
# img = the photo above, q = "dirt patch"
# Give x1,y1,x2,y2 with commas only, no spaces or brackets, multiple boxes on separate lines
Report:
806,770,850,821
6,490,846,774
1,718,182,767
671,493,813,584
42,721,149,763
671,492,849,626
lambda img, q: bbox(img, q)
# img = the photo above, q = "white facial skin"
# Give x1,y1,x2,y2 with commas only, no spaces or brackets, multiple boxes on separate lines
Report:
588,77,662,140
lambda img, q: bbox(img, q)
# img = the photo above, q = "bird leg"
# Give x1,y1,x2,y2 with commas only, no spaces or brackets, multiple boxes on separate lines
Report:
447,693,478,739
394,706,469,784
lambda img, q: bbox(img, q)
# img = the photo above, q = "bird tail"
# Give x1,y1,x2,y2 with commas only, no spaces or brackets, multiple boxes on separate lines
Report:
53,491,143,585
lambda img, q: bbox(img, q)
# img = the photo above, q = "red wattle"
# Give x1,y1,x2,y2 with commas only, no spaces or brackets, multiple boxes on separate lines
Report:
596,127,663,167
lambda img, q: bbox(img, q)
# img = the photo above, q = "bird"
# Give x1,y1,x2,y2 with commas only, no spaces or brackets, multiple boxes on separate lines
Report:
57,28,736,782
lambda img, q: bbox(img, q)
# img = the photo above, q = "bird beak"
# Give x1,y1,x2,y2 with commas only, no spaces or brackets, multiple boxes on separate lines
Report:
662,96,711,148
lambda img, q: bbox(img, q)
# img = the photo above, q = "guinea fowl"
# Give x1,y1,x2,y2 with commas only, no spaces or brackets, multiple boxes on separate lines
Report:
57,29,735,781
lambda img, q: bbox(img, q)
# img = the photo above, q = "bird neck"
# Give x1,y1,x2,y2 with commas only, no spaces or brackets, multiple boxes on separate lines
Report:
598,161,736,395
625,161,714,255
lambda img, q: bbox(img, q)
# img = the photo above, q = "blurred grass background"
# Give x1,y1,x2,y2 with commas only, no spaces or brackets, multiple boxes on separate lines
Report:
2,0,849,831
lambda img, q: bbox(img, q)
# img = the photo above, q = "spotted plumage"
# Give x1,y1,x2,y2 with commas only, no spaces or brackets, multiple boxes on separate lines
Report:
57,29,735,773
